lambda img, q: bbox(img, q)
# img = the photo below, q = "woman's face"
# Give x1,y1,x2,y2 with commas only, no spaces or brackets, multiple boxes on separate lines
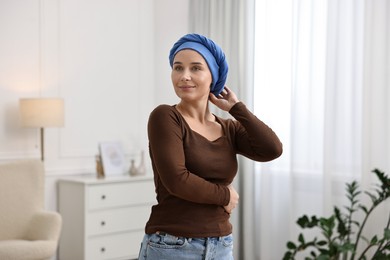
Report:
171,49,213,102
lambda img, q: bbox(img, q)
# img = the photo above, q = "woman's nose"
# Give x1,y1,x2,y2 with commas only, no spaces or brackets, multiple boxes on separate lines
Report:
180,69,191,81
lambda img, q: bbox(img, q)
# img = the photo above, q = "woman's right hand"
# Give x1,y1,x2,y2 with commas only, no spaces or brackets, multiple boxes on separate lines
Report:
224,185,239,214
209,86,240,112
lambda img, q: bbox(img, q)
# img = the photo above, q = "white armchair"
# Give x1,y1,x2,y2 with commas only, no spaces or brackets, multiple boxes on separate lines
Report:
0,160,62,260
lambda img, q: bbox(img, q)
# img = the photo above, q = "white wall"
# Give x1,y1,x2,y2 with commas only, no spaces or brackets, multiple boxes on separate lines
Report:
153,0,191,105
0,0,189,210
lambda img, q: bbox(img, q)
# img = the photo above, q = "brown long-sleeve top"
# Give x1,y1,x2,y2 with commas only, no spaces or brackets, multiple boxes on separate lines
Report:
145,102,282,237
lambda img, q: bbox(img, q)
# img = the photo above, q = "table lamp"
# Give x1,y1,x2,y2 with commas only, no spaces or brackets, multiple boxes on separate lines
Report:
19,98,64,161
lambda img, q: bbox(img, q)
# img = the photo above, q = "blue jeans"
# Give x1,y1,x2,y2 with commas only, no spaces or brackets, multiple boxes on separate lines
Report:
137,232,234,260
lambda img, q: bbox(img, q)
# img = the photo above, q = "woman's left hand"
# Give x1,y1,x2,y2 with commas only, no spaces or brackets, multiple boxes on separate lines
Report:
209,86,240,112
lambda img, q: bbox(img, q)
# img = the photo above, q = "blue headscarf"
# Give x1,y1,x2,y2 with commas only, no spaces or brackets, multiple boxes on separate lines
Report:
169,33,228,96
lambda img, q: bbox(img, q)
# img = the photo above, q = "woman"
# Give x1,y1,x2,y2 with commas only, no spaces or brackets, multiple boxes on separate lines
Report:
138,33,282,260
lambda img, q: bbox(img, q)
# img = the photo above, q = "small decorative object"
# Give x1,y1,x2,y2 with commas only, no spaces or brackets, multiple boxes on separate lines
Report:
99,141,126,176
136,150,146,176
96,154,105,179
129,159,137,176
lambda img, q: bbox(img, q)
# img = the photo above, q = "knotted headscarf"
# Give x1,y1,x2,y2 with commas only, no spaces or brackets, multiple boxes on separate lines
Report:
169,33,228,96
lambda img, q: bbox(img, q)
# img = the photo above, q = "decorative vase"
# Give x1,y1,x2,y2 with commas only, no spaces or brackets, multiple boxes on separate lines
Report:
136,150,146,176
96,154,105,179
129,159,137,176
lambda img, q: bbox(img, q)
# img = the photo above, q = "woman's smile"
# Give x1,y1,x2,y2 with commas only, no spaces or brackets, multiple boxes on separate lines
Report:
178,85,195,90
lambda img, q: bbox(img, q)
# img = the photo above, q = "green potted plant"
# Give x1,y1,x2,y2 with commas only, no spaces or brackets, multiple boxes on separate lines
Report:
283,169,390,260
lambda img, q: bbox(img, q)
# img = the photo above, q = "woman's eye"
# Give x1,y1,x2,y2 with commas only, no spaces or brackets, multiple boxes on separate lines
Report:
192,66,201,71
174,66,183,71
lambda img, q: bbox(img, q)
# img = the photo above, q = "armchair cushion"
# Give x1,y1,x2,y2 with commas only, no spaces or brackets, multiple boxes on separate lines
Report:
26,211,62,242
0,160,62,260
0,240,57,260
0,160,44,240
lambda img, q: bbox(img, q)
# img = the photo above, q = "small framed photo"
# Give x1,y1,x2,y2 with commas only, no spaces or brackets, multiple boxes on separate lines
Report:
99,141,126,176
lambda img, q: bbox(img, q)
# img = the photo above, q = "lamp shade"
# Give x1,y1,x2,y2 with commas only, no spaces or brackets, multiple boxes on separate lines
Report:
19,98,64,128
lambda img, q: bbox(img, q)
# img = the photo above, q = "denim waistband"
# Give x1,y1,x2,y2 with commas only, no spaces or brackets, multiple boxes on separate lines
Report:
155,231,229,242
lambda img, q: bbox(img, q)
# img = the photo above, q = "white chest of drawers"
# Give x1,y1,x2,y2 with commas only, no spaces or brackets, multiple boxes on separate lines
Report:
58,175,155,260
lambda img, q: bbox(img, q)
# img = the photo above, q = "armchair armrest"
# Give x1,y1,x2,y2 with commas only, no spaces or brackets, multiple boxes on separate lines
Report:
26,210,62,241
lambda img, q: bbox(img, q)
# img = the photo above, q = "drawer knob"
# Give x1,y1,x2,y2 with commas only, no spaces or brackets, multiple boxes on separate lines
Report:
101,247,105,253
101,195,106,200
101,221,106,226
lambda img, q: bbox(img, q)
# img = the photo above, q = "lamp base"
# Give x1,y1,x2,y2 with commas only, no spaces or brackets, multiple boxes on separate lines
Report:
40,128,44,161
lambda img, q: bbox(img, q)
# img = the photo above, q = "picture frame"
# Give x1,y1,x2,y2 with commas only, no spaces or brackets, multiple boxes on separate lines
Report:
99,141,126,176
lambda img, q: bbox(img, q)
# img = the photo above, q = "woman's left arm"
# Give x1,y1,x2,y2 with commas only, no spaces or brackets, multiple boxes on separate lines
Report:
210,87,283,162
229,102,283,161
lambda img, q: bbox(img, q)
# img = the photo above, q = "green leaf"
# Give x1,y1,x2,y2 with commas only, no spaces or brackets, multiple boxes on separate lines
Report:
287,241,296,250
297,215,309,228
371,235,378,244
338,242,355,252
298,233,305,244
282,252,293,260
335,207,348,236
297,215,318,228
317,240,327,246
373,252,390,260
372,168,390,193
382,243,390,250
317,254,330,260
359,205,368,214
384,228,390,239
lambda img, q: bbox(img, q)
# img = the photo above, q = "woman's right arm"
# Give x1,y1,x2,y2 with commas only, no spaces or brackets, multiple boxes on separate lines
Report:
224,185,239,214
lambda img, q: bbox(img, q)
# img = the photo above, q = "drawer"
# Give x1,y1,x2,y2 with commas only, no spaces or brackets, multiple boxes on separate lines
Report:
87,205,151,236
88,181,155,210
86,231,143,260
